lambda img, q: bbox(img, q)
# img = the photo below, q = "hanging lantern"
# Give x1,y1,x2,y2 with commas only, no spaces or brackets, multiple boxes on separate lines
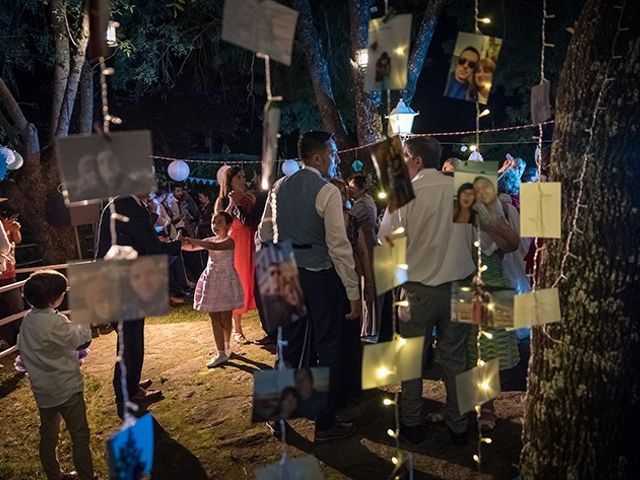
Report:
167,159,190,181
387,99,419,136
7,150,23,170
106,20,120,47
282,159,300,176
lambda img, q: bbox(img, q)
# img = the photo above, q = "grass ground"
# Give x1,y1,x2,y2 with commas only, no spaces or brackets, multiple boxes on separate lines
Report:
0,307,524,479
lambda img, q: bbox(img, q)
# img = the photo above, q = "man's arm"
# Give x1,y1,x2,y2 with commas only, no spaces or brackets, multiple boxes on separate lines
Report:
127,207,181,256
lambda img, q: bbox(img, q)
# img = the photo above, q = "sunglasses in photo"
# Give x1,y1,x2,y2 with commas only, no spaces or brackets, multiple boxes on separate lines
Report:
457,57,477,69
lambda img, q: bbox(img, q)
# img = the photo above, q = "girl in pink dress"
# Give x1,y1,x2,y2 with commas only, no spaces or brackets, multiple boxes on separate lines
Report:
183,212,244,368
215,166,257,345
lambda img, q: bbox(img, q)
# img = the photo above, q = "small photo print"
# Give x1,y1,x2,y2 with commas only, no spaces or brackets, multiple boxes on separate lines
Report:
513,288,561,328
373,235,408,295
221,0,299,66
443,31,503,104
252,368,329,423
531,80,552,124
361,334,424,390
452,160,499,224
107,413,154,480
56,130,156,205
255,240,308,332
451,281,515,328
255,455,324,480
456,358,501,414
365,14,412,91
68,256,169,325
370,136,415,213
261,103,281,190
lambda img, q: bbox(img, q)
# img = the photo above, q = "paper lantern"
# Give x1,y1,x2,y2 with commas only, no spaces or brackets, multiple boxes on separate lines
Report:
168,160,190,181
282,159,300,176
7,150,23,170
217,165,230,186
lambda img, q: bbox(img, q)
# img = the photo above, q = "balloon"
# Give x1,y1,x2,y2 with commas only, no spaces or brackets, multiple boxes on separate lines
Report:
217,165,231,186
282,159,300,176
168,159,190,181
7,150,23,170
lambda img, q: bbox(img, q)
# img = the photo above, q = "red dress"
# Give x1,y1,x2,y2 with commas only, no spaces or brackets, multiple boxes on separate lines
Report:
229,202,257,317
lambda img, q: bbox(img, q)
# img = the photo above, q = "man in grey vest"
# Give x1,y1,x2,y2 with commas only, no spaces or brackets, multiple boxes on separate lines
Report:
259,131,361,443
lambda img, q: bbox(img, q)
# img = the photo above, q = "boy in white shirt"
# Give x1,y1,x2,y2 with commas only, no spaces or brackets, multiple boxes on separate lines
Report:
17,270,95,480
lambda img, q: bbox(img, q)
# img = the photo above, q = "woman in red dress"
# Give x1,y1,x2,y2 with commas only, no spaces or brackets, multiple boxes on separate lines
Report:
215,166,257,344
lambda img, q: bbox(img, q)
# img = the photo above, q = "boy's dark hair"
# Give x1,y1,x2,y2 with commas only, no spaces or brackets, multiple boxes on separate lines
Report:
403,136,442,170
214,211,233,225
298,131,335,163
349,173,369,191
23,270,68,309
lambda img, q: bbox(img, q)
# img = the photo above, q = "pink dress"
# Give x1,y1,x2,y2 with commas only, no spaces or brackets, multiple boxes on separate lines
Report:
193,237,244,313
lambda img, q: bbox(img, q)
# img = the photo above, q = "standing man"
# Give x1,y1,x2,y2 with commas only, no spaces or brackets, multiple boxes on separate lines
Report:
259,131,361,443
96,195,181,418
444,46,480,100
379,136,475,446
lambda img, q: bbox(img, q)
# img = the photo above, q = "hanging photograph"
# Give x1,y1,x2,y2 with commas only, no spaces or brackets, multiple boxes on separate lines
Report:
451,281,515,328
531,80,552,124
255,239,308,332
255,455,324,480
107,413,154,480
370,136,415,213
56,130,156,205
365,13,412,91
455,358,500,414
361,334,424,390
452,160,499,224
443,32,502,104
520,182,562,238
513,287,562,328
261,102,281,190
68,256,169,325
373,235,408,295
221,0,299,66
252,368,329,423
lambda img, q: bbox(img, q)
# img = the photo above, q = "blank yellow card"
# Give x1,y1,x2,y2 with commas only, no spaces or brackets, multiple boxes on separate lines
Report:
362,335,424,390
513,288,561,328
520,182,561,238
373,235,408,295
456,358,500,415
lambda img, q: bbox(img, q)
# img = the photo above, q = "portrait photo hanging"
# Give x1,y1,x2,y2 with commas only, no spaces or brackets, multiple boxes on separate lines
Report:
443,32,503,104
365,14,412,91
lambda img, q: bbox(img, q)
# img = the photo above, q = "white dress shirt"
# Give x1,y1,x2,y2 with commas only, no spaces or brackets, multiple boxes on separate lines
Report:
378,168,475,286
259,166,360,300
17,308,92,408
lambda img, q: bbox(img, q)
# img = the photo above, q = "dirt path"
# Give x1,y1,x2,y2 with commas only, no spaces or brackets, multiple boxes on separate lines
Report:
0,311,524,479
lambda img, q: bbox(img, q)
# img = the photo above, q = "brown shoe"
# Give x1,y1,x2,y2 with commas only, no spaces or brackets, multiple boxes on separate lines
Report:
139,378,153,390
314,422,356,443
130,389,164,405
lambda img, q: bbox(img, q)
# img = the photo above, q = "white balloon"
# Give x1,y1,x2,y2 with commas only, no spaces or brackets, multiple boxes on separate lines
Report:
0,146,14,167
217,165,231,186
7,150,23,170
168,160,190,181
282,159,300,176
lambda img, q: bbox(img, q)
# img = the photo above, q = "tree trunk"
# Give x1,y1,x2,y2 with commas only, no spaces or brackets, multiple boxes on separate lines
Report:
400,0,449,105
348,0,383,146
50,0,70,138
56,11,90,137
521,1,640,478
78,60,94,134
291,0,352,149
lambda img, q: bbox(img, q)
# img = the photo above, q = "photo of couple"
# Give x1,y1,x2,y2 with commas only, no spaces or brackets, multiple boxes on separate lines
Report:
443,31,503,104
452,160,499,224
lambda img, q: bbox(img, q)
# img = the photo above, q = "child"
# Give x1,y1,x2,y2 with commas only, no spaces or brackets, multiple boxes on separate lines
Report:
182,211,244,368
17,270,95,480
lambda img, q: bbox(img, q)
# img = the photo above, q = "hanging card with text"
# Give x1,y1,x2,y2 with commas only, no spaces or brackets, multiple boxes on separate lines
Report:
373,235,408,295
513,288,561,328
520,182,561,238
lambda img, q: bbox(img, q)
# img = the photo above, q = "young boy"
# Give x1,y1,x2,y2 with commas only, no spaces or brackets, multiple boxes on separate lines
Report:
17,270,95,480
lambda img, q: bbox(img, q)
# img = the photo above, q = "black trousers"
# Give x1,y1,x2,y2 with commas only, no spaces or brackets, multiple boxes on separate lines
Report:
113,319,145,405
254,270,276,340
281,268,345,431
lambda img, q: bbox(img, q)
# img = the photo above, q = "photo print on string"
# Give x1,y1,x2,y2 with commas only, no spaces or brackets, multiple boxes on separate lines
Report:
255,455,324,480
451,281,515,328
520,182,561,238
261,103,281,190
443,32,503,104
370,136,415,213
107,413,154,480
531,80,552,124
452,160,499,224
373,235,408,295
68,256,169,325
455,358,500,415
252,367,329,423
513,287,561,328
56,130,155,206
221,0,299,66
365,13,412,91
361,335,424,390
255,239,307,332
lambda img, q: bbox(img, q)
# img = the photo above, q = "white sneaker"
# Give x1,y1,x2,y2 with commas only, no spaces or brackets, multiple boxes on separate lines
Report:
206,352,229,368
233,332,250,345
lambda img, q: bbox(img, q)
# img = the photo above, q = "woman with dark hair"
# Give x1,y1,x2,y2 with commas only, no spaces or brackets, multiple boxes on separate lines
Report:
215,166,257,345
453,182,476,224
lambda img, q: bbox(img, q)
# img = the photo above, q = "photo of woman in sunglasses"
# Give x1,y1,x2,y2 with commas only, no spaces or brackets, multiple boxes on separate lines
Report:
443,32,503,104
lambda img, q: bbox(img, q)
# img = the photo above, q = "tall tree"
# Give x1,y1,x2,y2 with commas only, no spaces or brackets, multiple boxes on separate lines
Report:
521,0,640,478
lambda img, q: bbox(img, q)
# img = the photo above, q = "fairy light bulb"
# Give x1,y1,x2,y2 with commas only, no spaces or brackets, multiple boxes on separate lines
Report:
473,454,480,463
479,109,491,118
481,437,492,444
391,457,399,465
479,379,491,391
387,428,398,438
479,17,491,24
470,145,478,152
377,191,388,200
392,227,405,235
481,330,494,339
376,366,392,378
383,398,395,406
